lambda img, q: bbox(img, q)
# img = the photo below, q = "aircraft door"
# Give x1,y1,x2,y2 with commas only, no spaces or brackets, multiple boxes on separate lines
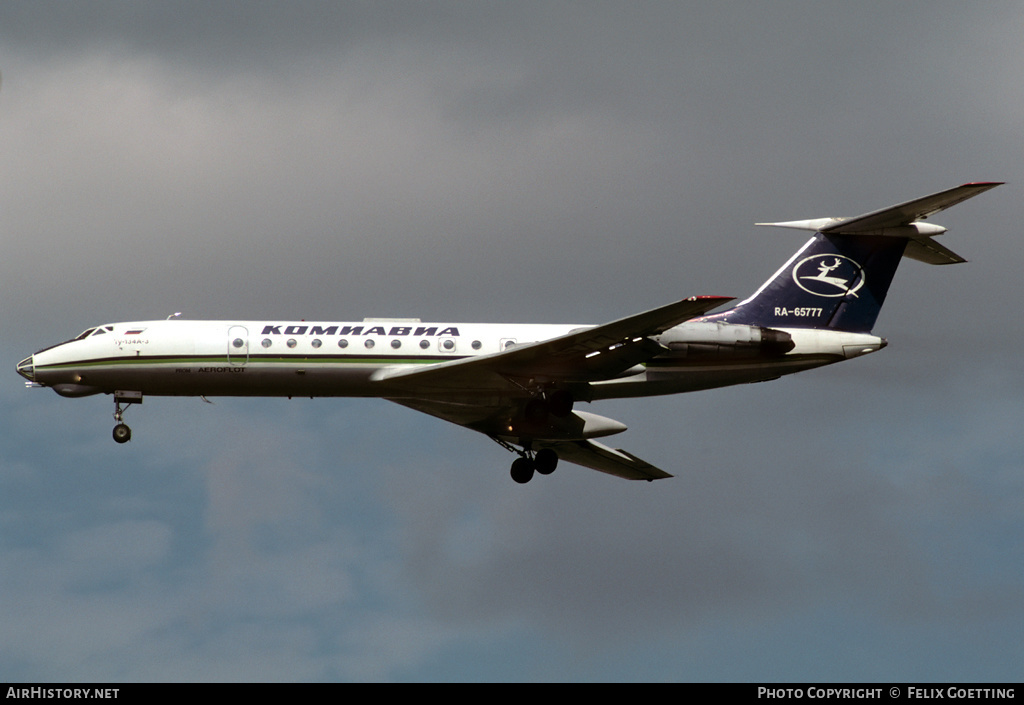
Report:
227,325,249,366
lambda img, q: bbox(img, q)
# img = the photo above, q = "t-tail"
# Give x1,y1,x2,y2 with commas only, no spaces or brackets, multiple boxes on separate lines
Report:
706,182,1002,333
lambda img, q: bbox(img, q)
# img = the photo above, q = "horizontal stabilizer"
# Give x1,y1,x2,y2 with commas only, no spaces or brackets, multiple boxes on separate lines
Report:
757,182,1002,265
817,182,1003,234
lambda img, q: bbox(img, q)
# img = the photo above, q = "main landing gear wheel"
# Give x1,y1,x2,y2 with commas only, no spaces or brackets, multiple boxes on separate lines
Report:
113,423,132,444
507,449,558,483
510,457,535,484
534,448,558,475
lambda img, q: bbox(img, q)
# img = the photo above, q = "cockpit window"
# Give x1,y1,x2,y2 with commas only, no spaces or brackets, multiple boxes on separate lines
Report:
33,325,108,356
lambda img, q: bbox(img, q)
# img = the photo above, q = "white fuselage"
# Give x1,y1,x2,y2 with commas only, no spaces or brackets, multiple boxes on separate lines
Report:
20,317,885,402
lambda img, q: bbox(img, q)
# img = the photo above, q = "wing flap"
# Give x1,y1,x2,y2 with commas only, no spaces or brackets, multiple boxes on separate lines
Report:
536,439,672,481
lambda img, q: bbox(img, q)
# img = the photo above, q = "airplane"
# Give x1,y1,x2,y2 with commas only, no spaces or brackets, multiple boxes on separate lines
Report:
16,182,1001,484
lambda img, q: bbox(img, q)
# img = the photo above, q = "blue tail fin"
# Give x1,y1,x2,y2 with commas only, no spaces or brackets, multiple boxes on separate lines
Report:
713,233,906,333
706,182,1002,333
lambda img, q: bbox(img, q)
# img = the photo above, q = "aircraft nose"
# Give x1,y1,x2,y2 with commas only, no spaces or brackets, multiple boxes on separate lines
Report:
16,355,35,382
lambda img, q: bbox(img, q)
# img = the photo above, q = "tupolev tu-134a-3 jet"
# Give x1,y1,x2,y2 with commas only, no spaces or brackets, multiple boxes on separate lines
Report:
18,183,1001,483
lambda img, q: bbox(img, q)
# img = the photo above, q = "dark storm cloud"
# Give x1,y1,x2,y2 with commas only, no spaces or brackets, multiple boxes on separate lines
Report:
1,1,431,64
3,2,1018,328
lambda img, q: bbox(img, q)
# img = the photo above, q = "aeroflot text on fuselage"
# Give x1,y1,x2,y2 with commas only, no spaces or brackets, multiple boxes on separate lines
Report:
259,325,461,337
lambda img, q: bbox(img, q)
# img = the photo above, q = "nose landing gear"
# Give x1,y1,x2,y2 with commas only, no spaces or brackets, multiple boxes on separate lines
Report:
111,391,142,444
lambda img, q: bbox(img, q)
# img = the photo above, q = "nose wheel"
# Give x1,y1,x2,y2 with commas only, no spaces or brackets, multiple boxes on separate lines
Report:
113,423,132,444
111,391,142,444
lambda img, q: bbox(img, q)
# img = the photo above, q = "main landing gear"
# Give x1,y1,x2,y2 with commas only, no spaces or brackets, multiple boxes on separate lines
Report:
493,437,559,484
510,448,559,484
111,391,142,444
495,389,574,483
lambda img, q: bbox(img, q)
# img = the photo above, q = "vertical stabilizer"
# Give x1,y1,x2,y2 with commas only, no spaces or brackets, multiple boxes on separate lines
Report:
705,182,1002,333
710,233,905,333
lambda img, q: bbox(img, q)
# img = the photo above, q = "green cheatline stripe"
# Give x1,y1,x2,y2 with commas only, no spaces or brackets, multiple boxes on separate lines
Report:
36,353,465,371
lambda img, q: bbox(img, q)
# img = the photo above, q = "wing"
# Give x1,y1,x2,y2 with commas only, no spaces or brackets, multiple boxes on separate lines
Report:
377,296,731,481
373,295,731,394
389,397,672,481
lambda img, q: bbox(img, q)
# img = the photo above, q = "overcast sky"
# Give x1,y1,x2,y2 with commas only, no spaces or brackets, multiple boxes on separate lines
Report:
1,1,1022,682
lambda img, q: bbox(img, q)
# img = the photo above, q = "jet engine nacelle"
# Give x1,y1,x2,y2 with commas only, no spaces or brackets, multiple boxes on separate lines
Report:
657,321,794,358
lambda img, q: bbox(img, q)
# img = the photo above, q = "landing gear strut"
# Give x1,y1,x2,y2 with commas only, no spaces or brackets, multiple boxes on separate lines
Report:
112,391,142,444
